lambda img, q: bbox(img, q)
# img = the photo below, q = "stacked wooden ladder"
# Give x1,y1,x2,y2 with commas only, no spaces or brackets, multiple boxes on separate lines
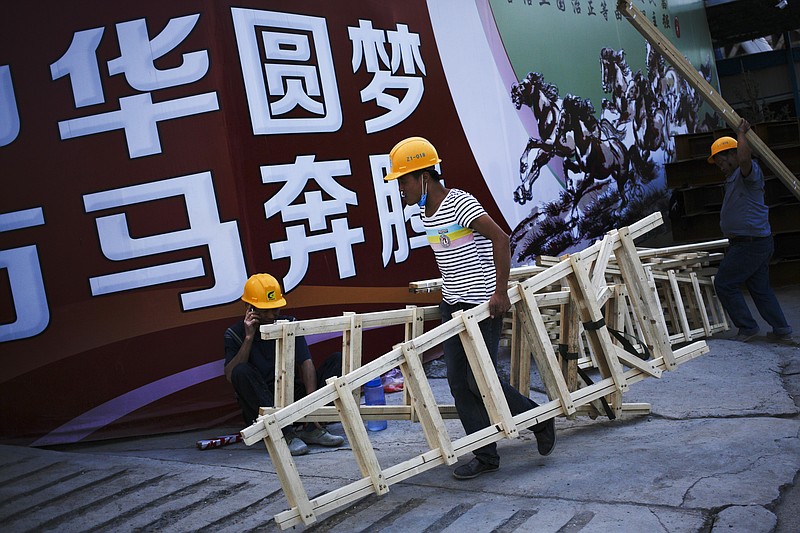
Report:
240,213,718,529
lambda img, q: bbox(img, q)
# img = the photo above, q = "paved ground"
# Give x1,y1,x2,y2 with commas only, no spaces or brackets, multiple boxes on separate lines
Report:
1,285,799,533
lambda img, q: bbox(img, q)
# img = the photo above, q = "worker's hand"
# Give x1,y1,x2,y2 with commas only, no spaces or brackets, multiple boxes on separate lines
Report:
489,291,511,319
244,307,259,338
739,118,751,134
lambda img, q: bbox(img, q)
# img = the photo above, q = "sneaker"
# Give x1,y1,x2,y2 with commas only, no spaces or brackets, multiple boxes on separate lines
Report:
452,457,499,480
733,330,759,343
286,436,309,456
298,426,345,447
532,418,557,456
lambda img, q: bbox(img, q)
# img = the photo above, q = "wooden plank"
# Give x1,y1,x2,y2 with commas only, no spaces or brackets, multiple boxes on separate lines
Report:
260,306,437,341
667,270,692,342
704,281,725,332
403,305,425,422
259,404,461,423
614,346,662,378
399,342,457,465
261,414,316,526
613,228,676,370
515,284,576,415
455,309,519,439
644,266,669,335
566,253,628,393
559,284,580,394
617,0,800,201
636,239,729,258
509,304,526,392
591,232,615,292
660,278,680,335
575,402,651,416
681,275,704,335
274,320,297,408
329,376,388,496
341,312,364,375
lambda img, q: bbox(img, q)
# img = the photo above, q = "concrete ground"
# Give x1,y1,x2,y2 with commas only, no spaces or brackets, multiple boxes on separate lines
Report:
1,285,798,532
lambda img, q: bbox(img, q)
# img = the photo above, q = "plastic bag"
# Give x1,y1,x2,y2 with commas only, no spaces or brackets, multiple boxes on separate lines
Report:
382,367,404,393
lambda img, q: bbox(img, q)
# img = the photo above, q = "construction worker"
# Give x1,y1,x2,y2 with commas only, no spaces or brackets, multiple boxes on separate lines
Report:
224,273,345,456
709,119,793,343
384,137,557,479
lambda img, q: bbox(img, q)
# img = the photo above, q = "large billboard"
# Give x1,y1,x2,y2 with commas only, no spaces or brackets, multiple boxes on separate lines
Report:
1,0,716,445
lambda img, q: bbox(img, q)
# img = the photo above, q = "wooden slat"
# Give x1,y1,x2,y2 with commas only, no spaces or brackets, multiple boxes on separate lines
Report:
592,232,614,292
509,304,529,392
274,320,297,408
613,228,676,370
667,270,692,342
559,284,580,394
261,414,316,525
403,305,425,422
399,342,457,465
515,284,576,415
329,377,388,496
567,253,628,393
455,309,519,439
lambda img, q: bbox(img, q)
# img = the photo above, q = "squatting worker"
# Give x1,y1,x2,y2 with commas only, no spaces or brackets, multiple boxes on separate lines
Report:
384,137,557,480
224,273,345,456
708,119,793,343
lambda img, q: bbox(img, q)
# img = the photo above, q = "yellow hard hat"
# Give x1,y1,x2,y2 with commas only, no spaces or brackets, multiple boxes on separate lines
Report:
384,136,442,181
708,136,737,163
241,274,286,309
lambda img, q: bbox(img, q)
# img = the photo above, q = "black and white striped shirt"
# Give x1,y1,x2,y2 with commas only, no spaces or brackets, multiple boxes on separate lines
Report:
421,188,495,304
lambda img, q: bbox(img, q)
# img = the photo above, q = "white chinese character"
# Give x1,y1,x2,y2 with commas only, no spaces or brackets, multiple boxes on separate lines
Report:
231,8,342,135
369,154,427,266
51,15,219,158
108,15,209,91
50,27,106,107
83,172,247,310
0,208,49,342
261,155,364,291
0,65,21,146
349,20,426,133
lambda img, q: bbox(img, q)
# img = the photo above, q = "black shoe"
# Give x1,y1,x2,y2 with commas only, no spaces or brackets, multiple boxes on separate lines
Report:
532,418,557,456
452,458,499,480
767,331,799,346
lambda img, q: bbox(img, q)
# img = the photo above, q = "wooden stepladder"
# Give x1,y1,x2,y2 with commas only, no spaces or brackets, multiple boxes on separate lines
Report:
240,213,719,529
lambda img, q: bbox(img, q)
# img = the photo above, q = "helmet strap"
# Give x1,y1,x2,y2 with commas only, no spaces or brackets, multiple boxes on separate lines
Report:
417,174,428,207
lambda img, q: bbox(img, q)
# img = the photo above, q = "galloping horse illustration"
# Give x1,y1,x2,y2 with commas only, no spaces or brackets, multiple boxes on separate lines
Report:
511,72,571,204
558,95,632,206
599,47,634,122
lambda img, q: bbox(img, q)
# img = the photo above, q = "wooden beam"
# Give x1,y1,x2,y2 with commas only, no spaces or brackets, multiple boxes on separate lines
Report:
329,377,388,496
515,283,577,415
399,342,457,465
617,0,800,201
455,309,519,439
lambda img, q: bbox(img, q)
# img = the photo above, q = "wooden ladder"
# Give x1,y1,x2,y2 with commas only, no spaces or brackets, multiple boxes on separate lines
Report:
240,213,717,529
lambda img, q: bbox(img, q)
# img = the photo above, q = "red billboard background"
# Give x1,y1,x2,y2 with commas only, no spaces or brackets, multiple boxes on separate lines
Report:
1,1,508,445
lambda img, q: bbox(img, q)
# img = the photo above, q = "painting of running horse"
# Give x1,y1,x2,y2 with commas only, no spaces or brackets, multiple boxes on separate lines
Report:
509,43,717,263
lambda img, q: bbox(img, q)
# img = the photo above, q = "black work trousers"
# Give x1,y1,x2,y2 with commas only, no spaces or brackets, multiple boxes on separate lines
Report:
231,352,342,426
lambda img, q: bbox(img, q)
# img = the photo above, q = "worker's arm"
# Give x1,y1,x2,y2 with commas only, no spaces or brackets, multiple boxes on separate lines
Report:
224,309,259,382
299,358,317,396
471,213,511,318
737,119,753,178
